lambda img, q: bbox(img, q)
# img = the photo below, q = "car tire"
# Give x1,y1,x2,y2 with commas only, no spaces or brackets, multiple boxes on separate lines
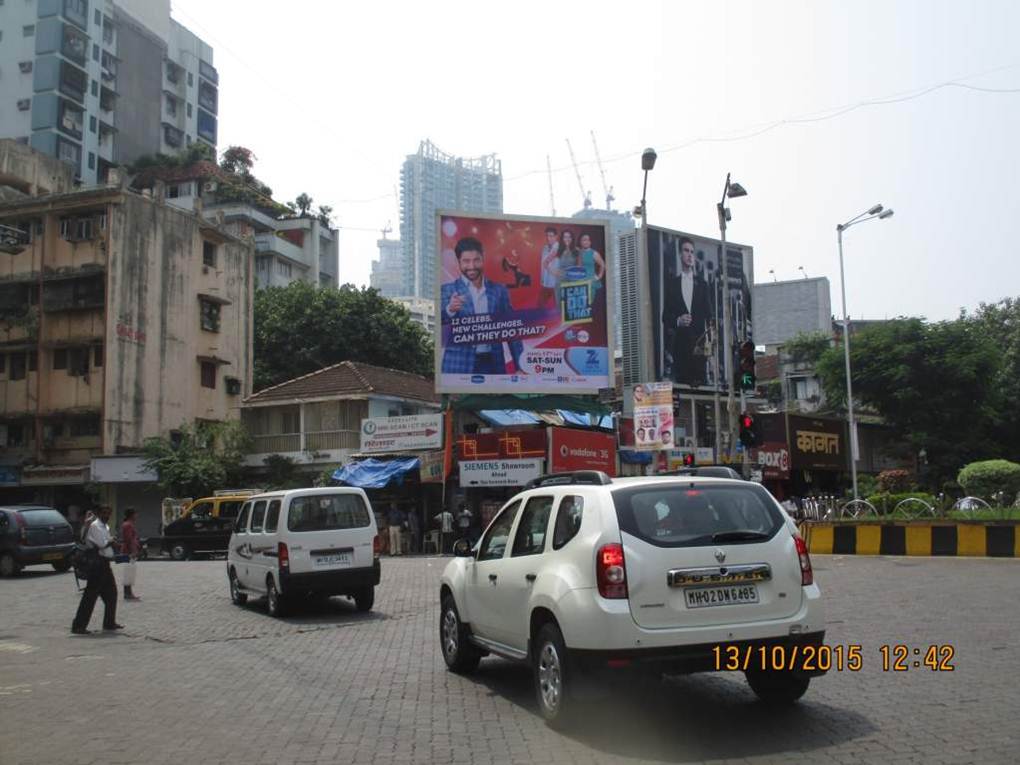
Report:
353,586,374,613
533,622,576,728
169,543,190,562
266,577,287,618
440,594,481,674
52,560,72,573
745,669,811,704
0,553,20,578
229,569,247,606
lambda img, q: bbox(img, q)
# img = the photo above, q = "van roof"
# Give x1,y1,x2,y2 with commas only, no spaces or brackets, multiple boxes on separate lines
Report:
244,487,367,502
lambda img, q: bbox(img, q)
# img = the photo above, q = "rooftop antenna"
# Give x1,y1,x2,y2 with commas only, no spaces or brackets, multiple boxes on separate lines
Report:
798,266,809,279
590,130,614,210
565,138,592,209
546,155,556,217
769,268,777,282
380,221,392,239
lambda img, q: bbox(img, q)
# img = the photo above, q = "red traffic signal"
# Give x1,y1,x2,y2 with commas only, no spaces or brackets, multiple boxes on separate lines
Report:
682,452,695,467
739,412,759,447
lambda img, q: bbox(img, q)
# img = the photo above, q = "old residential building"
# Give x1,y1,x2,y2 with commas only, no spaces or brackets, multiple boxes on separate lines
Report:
0,141,253,528
242,361,440,480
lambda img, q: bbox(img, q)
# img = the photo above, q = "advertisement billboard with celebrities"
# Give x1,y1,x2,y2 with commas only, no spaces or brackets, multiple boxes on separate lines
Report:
435,213,612,393
632,382,674,451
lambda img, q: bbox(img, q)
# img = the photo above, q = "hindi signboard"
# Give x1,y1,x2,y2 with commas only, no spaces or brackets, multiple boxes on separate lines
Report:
632,382,674,450
360,414,443,453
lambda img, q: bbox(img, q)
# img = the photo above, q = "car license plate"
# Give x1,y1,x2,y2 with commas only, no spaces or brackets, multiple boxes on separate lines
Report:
684,584,759,609
313,552,352,568
42,552,64,561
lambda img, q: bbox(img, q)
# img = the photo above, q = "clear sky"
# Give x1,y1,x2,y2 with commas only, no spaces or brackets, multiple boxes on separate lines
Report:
170,0,1020,321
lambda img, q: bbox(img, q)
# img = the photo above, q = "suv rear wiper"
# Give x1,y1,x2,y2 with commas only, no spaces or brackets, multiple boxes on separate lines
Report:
711,530,771,543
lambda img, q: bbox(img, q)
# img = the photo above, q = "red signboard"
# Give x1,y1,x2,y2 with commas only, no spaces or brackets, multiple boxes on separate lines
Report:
549,428,617,476
751,441,791,480
456,430,547,461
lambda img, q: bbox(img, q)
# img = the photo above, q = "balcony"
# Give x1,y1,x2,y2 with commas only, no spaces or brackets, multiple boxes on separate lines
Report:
251,433,300,453
306,430,359,451
255,232,305,264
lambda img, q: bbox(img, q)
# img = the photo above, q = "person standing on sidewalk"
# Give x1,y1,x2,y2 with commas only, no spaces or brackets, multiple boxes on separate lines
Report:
406,507,421,554
119,508,142,601
71,505,123,635
386,503,404,556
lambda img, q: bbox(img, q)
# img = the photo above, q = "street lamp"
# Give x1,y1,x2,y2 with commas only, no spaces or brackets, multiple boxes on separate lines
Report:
837,203,894,500
635,149,657,455
717,173,748,465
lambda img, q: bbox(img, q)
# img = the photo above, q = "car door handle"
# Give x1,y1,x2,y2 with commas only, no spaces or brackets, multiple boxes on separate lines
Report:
525,573,536,582
488,574,498,583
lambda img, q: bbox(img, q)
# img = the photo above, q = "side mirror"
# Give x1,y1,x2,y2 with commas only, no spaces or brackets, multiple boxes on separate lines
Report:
453,538,474,558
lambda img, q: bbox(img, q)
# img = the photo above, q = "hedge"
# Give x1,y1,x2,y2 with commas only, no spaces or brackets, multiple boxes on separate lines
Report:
957,460,1020,500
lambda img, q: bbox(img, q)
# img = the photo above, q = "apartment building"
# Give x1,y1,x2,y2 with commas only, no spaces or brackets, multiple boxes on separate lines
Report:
0,0,217,185
0,141,252,518
369,235,405,298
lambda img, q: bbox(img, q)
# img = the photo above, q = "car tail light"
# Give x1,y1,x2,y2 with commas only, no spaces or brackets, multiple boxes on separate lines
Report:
278,542,289,571
15,513,27,544
597,543,628,599
373,534,381,558
794,535,813,586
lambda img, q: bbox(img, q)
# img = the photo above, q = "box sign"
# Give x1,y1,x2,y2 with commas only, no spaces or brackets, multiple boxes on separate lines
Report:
459,459,544,487
752,443,791,480
456,430,546,460
549,428,616,476
360,414,443,453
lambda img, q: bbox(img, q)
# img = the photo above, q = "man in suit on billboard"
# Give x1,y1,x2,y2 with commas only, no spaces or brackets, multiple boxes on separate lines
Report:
663,237,710,386
441,237,524,375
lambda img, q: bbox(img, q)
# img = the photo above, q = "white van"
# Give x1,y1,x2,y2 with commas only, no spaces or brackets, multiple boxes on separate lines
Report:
226,488,380,617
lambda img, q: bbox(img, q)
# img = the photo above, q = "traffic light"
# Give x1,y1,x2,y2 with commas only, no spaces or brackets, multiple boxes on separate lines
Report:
739,412,759,448
682,452,695,467
738,341,756,392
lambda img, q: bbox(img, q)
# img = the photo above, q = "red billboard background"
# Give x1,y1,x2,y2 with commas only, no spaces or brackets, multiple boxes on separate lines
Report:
549,428,617,476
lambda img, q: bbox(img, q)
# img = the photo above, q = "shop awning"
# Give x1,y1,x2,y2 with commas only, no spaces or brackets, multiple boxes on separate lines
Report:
332,457,420,489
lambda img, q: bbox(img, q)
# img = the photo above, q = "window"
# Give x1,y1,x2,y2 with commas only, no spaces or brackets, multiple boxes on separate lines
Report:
197,109,217,143
94,8,100,24
199,299,220,332
88,152,95,170
92,43,99,61
200,361,216,389
198,81,217,113
165,94,177,117
187,103,192,118
102,18,113,45
69,417,99,437
199,59,218,84
93,344,103,368
6,423,26,447
286,494,370,532
67,347,89,376
477,501,521,561
552,496,584,549
58,99,84,138
89,115,97,133
234,502,251,533
264,500,281,533
59,61,87,101
202,240,217,267
190,501,214,520
56,138,82,169
187,72,193,87
53,348,68,370
9,353,27,380
64,0,88,29
23,25,35,36
218,501,241,520
511,496,554,557
0,354,5,374
166,62,179,84
167,184,179,199
91,80,98,97
277,261,292,278
249,501,267,533
27,352,37,372
280,408,299,434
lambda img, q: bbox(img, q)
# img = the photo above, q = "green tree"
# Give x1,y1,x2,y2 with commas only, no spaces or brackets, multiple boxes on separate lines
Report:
781,331,831,364
219,145,255,175
814,318,1003,483
317,205,334,227
293,193,313,217
969,297,1020,457
254,282,433,390
142,421,251,498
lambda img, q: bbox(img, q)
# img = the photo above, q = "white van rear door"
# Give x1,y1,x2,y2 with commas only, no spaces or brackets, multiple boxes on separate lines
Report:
284,491,376,575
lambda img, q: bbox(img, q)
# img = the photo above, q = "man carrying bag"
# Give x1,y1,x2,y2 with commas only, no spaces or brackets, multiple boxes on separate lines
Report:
71,506,124,635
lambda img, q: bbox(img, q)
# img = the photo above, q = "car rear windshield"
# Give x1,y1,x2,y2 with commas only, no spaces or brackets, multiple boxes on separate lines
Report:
19,509,68,527
287,494,370,532
612,483,783,547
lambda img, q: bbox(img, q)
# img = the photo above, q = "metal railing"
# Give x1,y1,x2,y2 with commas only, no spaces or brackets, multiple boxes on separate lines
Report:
251,433,300,453
305,430,358,451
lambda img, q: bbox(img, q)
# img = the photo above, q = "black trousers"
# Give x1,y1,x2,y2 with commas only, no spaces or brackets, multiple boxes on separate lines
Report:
72,559,118,630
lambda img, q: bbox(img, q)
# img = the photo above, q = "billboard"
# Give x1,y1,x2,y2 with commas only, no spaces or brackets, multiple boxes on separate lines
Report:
788,415,847,471
459,459,544,487
359,414,443,453
548,428,617,475
633,382,674,450
435,213,612,393
646,226,753,390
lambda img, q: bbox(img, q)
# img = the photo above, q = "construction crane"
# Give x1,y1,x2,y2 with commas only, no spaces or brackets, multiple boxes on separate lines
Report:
565,138,592,209
590,131,615,211
546,156,556,217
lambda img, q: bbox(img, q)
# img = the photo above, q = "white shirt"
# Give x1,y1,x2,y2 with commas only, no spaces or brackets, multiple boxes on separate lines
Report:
435,512,454,533
86,518,114,559
679,270,694,320
466,278,492,354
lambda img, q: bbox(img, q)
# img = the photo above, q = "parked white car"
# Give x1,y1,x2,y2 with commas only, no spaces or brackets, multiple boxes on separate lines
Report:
439,471,825,725
227,488,380,617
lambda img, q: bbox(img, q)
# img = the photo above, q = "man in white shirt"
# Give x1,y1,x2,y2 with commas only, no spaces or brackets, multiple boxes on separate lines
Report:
71,506,123,635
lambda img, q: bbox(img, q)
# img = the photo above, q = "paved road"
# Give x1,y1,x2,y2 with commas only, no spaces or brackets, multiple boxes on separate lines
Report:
0,554,1016,765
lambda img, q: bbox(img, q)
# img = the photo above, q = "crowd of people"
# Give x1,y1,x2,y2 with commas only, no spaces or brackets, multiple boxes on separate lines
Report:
377,503,481,556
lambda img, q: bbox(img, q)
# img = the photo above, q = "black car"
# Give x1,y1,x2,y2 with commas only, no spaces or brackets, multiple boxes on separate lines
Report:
662,465,745,480
0,506,75,576
161,514,234,561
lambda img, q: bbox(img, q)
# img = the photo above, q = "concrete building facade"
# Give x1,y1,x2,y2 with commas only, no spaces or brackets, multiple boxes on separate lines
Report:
0,143,252,528
370,236,405,298
399,140,502,300
752,276,832,354
0,0,217,185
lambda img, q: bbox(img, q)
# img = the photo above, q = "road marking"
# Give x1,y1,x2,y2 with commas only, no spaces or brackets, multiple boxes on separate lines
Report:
0,641,37,654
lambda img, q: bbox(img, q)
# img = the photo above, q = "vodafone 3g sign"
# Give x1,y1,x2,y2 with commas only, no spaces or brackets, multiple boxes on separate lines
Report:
549,428,617,476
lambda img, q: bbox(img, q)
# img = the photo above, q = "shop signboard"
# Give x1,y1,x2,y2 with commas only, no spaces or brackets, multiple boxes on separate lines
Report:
632,382,674,450
459,459,544,487
788,414,846,471
360,414,443,453
548,428,616,476
456,429,546,460
749,413,790,480
418,451,446,483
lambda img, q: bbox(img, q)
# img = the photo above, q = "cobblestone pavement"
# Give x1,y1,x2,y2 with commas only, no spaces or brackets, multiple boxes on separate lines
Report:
1,554,1017,765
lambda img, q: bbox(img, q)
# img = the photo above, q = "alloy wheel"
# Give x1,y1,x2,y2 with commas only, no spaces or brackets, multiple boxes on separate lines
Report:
537,642,562,715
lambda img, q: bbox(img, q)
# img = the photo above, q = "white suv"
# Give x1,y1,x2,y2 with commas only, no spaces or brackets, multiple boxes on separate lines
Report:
439,471,825,725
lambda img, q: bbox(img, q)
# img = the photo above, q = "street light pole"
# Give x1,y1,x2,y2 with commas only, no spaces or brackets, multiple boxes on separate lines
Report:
836,204,894,500
636,148,656,470
717,172,747,464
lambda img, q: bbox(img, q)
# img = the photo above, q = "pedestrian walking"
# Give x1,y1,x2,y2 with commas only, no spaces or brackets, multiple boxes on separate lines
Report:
434,508,455,554
455,504,473,542
119,507,142,601
386,503,404,556
71,505,123,635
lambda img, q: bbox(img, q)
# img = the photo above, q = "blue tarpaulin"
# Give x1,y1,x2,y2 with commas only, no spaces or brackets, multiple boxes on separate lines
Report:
619,450,653,465
332,457,420,489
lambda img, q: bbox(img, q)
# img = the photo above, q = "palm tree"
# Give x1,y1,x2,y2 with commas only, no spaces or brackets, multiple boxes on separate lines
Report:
293,193,313,217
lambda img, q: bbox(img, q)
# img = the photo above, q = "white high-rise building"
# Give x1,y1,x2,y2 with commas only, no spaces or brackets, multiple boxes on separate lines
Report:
370,236,406,298
399,140,502,300
0,0,217,185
